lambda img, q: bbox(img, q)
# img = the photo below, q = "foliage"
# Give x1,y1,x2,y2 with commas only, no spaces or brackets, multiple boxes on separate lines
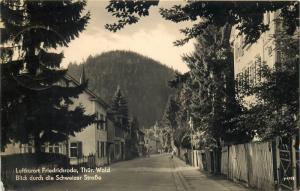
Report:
106,1,299,146
237,31,299,139
162,95,180,130
125,117,140,159
104,1,299,147
106,1,299,46
167,25,254,149
0,0,93,152
173,126,191,149
159,128,172,151
105,0,159,32
110,86,130,131
67,50,176,127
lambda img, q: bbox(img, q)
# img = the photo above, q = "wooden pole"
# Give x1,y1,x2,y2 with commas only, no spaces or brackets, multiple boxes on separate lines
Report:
275,137,281,191
291,136,296,191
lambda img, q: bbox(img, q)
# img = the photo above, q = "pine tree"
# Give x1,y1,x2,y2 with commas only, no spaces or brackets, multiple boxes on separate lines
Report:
162,95,179,130
182,25,253,147
127,117,140,158
110,86,129,131
0,0,93,152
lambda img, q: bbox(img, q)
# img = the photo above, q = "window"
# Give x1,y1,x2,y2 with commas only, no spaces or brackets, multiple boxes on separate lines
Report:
236,73,243,90
101,142,105,157
115,143,120,155
21,143,33,153
27,144,33,154
252,63,256,85
96,113,106,130
103,116,106,130
97,141,100,158
97,141,105,158
70,142,82,158
41,145,46,152
49,143,59,153
244,69,248,85
100,114,104,129
239,73,244,88
96,112,100,129
255,56,262,82
247,61,255,85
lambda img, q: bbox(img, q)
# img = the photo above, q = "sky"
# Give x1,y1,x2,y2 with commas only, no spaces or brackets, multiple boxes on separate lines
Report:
60,1,195,73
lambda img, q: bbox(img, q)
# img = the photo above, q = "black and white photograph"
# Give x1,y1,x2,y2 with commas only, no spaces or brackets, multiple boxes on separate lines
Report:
0,1,299,191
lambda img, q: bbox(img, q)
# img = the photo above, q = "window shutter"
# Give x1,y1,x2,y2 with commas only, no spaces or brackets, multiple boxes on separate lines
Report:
97,141,100,158
104,116,107,130
78,142,83,158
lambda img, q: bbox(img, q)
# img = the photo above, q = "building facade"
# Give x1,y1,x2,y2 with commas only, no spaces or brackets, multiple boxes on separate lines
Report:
233,11,280,106
64,74,109,166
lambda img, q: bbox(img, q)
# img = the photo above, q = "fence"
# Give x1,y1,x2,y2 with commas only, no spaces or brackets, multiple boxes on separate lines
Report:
177,132,300,191
179,141,275,190
72,154,96,169
225,141,275,190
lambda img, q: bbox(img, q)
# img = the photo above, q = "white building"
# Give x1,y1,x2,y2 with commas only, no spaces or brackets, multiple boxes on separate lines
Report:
63,72,109,166
1,68,114,166
232,11,280,141
233,11,281,106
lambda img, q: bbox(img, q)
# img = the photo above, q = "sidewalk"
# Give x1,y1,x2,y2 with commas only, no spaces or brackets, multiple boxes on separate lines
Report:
172,157,254,191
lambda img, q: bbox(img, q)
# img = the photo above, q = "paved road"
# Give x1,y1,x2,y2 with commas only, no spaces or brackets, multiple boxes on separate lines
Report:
23,154,252,191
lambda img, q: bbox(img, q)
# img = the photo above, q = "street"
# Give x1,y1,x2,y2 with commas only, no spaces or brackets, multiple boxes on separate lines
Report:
28,154,252,191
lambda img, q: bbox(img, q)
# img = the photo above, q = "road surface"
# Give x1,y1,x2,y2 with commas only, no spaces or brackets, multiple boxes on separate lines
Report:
23,154,252,191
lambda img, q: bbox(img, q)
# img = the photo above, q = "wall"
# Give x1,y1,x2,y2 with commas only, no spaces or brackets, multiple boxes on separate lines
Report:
233,11,279,107
69,91,96,164
234,11,278,75
94,101,108,166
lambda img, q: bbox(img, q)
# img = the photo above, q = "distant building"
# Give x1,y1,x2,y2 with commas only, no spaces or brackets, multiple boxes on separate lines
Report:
144,137,161,154
144,124,162,154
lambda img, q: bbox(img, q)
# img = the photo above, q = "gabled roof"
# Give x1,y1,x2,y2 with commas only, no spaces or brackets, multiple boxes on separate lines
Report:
64,74,109,109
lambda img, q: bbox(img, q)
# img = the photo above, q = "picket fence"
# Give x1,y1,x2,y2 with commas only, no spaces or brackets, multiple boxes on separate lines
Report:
179,141,275,190
222,141,275,190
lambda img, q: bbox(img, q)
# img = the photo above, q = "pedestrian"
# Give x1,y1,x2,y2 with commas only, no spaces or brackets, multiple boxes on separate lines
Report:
170,148,176,159
184,150,189,165
147,146,152,157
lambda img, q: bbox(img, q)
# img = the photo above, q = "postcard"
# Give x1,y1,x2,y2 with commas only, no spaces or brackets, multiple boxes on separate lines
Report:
1,1,299,191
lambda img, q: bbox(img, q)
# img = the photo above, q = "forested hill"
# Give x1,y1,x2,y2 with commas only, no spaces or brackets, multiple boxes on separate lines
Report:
67,50,176,127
